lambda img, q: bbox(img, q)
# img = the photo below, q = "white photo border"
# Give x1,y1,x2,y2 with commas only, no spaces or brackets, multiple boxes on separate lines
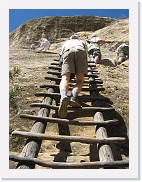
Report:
0,0,139,180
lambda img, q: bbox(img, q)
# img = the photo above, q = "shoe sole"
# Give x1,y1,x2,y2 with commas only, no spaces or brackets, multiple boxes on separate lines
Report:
58,97,69,118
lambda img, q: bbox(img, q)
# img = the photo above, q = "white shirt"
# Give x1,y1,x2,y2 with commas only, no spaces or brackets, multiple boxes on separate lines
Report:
40,38,50,50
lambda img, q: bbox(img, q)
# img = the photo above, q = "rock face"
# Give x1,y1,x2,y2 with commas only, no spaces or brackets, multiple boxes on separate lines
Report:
9,16,116,48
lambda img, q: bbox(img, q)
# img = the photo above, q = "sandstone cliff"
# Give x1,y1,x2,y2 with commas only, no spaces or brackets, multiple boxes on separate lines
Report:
9,16,116,47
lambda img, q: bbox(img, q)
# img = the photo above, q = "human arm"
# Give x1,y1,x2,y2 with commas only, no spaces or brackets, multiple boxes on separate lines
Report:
48,41,51,50
97,39,113,44
58,44,65,66
59,55,63,66
94,36,113,44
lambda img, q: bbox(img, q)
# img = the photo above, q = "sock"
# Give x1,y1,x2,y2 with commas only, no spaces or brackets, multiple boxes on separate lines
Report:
60,89,67,99
71,88,78,98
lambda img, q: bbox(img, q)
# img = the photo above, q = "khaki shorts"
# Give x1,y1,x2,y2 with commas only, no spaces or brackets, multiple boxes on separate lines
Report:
61,47,88,76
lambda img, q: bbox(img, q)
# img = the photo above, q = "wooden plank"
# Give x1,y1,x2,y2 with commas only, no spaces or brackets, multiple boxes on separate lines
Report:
49,64,96,68
38,83,105,91
12,131,126,144
86,69,98,73
40,82,92,87
48,66,97,70
50,62,97,66
35,92,60,97
53,59,98,64
35,92,111,102
20,114,119,126
47,70,99,76
51,62,60,65
47,72,99,78
48,60,98,72
44,76,103,84
9,155,129,169
44,79,103,84
29,103,115,111
47,71,61,76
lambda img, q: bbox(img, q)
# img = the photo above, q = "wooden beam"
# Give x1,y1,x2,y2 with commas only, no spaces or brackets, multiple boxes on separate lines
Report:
48,66,97,70
44,76,103,84
44,79,103,84
9,155,129,169
47,70,99,76
53,59,97,64
20,114,119,126
12,131,126,144
38,83,105,92
29,103,115,111
35,92,111,102
50,62,97,66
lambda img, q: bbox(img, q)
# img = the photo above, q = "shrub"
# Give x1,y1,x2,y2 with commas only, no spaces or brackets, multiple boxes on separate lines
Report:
9,85,22,108
9,66,21,79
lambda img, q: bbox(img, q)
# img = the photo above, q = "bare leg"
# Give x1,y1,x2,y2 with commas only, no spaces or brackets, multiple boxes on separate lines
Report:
60,73,71,99
70,73,85,107
72,73,85,95
58,73,71,118
118,57,126,65
94,56,101,64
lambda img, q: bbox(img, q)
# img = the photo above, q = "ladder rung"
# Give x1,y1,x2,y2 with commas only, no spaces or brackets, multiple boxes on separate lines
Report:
47,72,99,78
45,79,103,84
35,92,111,102
48,66,97,71
29,103,114,111
38,83,105,92
9,155,129,169
50,62,97,66
44,76,103,84
47,70,99,76
12,131,126,144
20,114,119,126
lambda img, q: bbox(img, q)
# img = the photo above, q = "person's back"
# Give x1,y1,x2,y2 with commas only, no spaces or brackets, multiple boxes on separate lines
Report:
87,36,101,50
87,42,100,52
60,38,87,55
40,38,50,51
60,35,88,79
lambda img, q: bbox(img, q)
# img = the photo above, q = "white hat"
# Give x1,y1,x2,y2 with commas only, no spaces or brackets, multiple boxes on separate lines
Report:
91,32,96,37
70,34,78,40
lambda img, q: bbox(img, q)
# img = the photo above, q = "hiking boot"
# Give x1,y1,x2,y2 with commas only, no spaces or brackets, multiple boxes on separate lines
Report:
69,97,82,108
58,96,69,118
